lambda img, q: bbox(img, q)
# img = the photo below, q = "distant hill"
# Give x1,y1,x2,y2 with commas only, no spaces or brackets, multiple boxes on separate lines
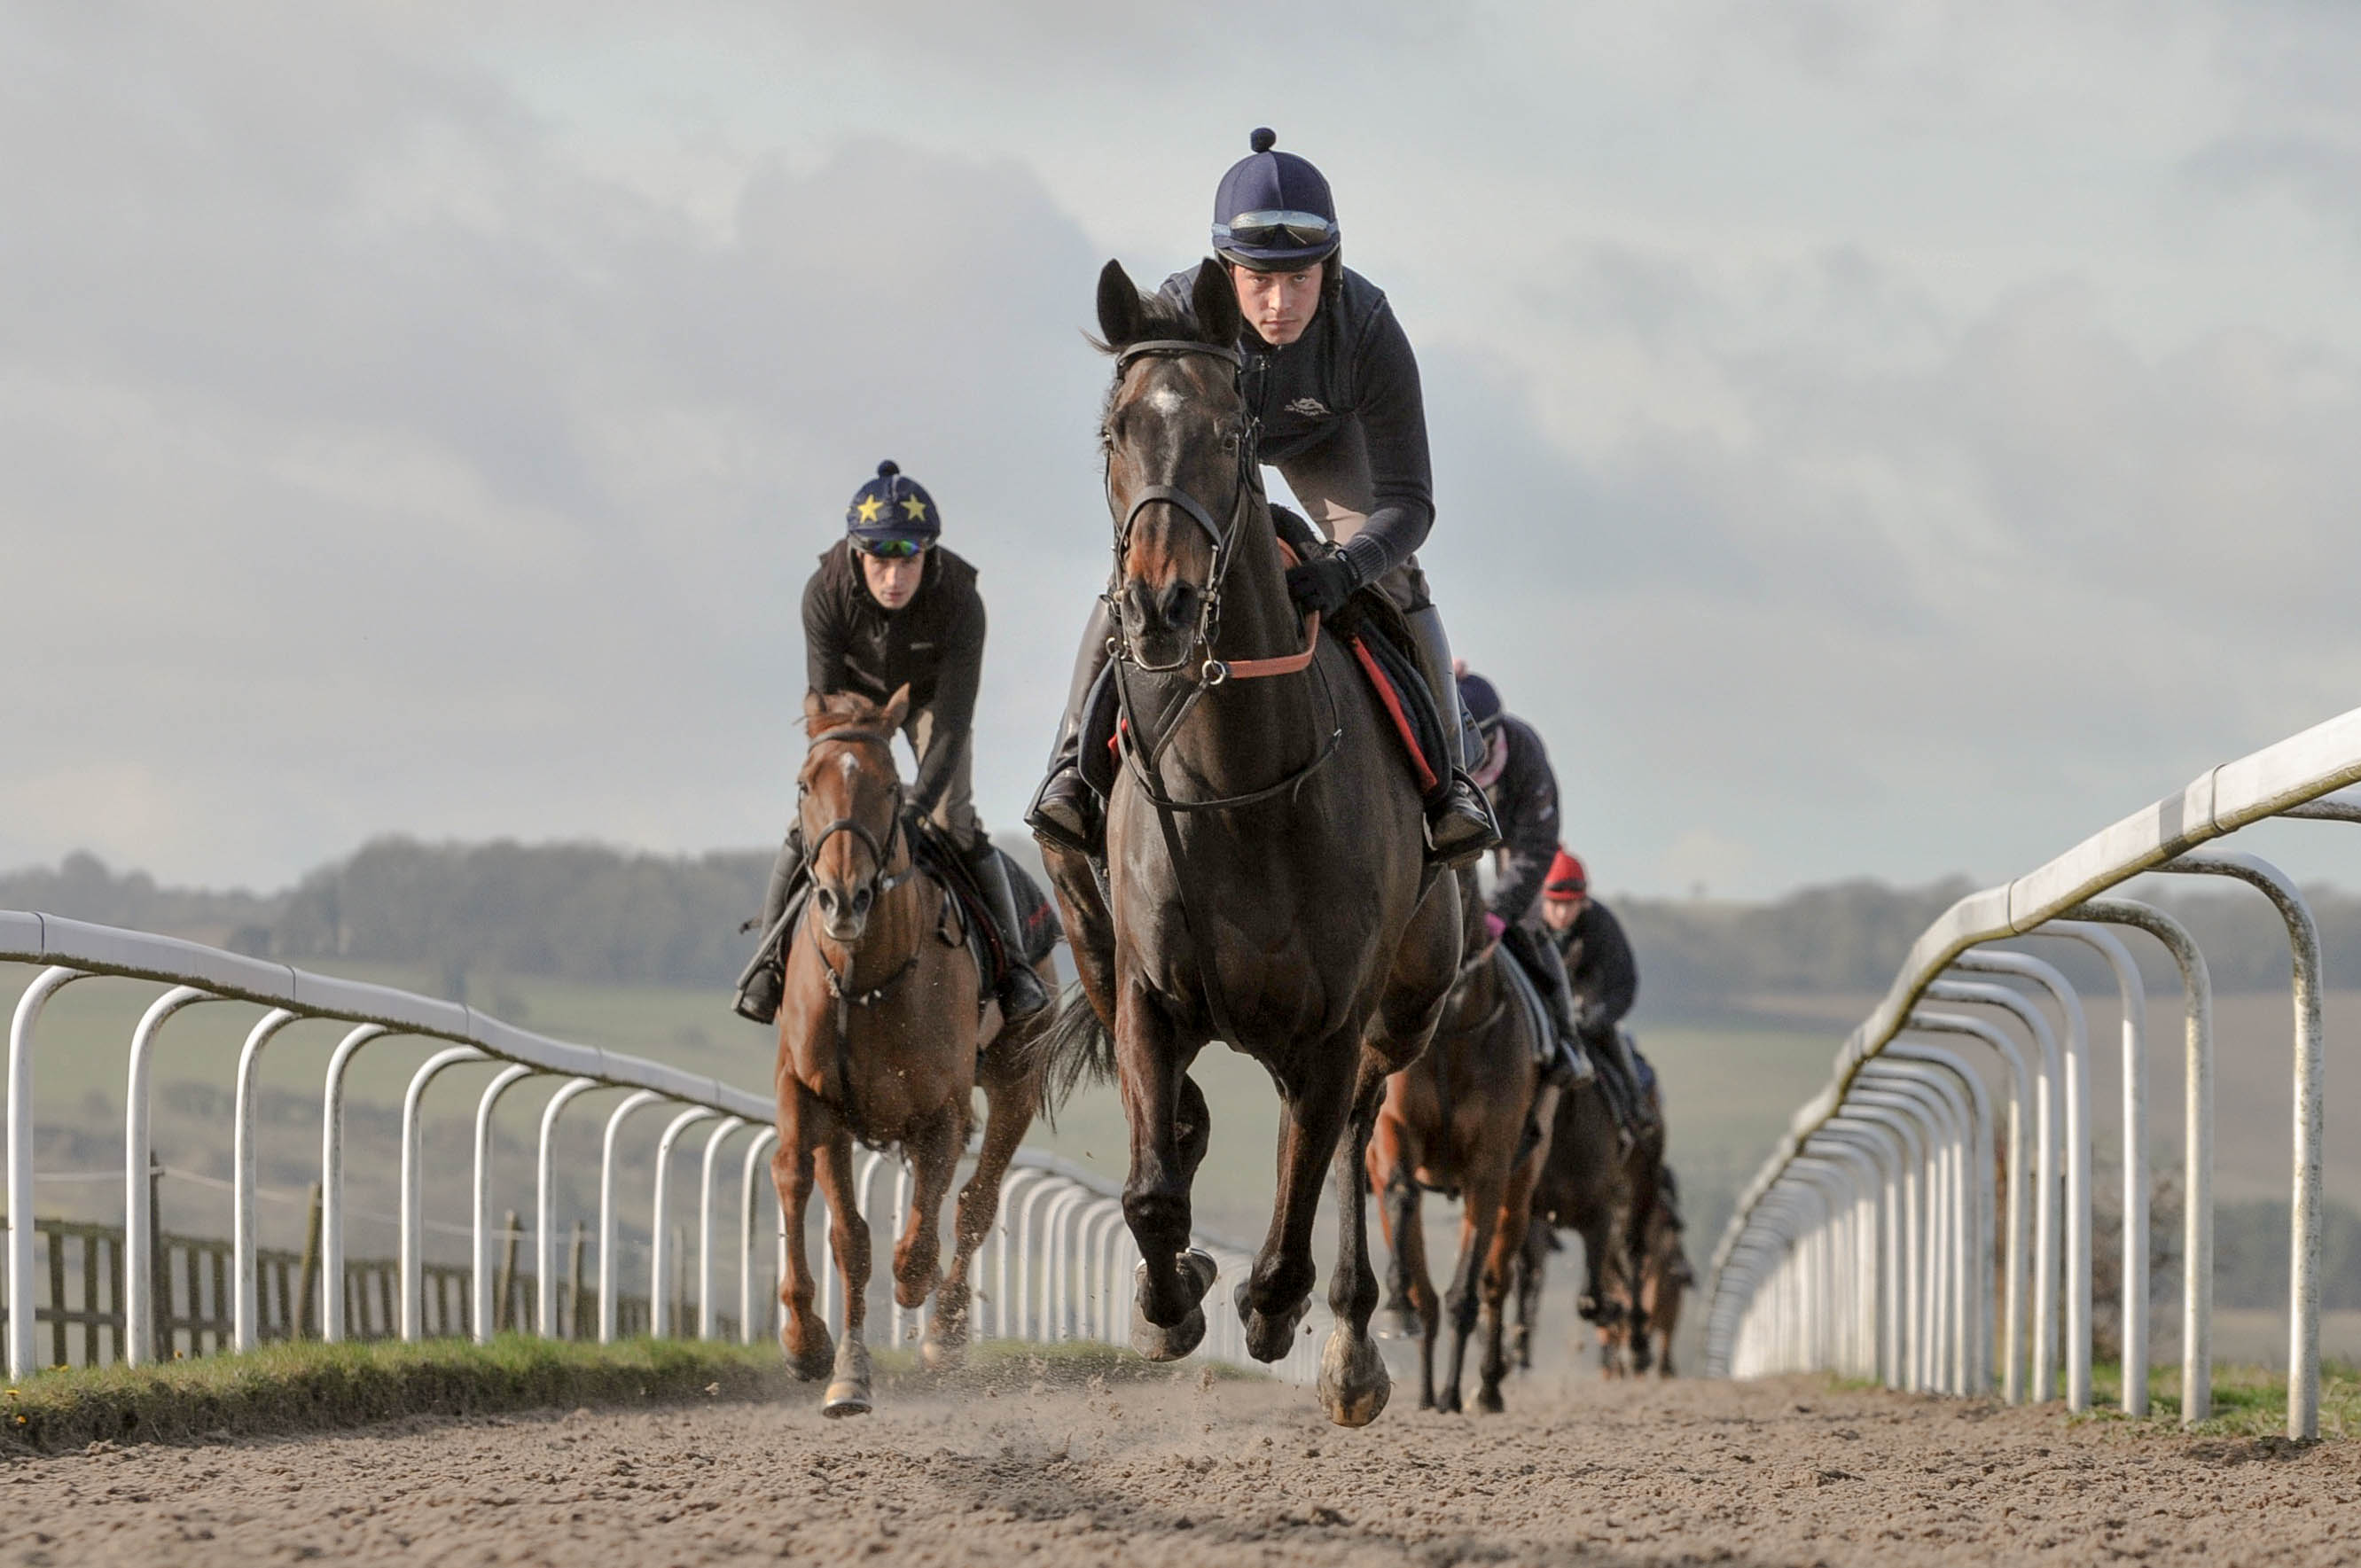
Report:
7,841,2358,1004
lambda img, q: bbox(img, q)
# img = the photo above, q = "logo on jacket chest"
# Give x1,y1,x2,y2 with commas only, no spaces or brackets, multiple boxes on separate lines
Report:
1284,396,1333,418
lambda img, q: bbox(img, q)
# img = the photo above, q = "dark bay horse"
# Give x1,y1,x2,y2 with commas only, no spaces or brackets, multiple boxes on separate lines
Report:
1630,1175,1693,1377
1036,260,1460,1427
1366,871,1558,1413
774,687,1063,1416
1510,1074,1661,1376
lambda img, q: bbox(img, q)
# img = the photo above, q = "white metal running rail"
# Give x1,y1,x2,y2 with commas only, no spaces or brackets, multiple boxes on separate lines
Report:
1,914,1303,1385
1704,704,2361,1440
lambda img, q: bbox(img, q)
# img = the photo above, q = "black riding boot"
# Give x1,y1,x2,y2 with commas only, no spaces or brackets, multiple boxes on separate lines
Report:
1581,1020,1653,1144
1404,604,1501,868
1502,922,1591,1089
1609,1028,1664,1139
1025,602,1113,857
967,843,1053,1024
731,831,805,1026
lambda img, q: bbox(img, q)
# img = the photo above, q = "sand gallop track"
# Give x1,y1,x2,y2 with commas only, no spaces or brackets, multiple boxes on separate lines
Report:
5,1369,2357,1567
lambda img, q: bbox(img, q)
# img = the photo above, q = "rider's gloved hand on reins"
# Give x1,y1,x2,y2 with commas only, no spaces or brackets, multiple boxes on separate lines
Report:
1284,549,1361,616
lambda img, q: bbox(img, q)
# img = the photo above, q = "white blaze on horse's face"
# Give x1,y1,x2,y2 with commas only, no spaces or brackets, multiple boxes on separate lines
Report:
1111,355,1240,672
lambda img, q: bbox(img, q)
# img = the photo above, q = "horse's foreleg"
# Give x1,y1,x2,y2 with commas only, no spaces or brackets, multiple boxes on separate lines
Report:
1475,1151,1544,1413
1375,1159,1437,1409
1238,1041,1354,1367
1313,1049,1394,1428
811,1127,873,1416
893,1105,963,1317
1119,987,1215,1360
772,1087,831,1383
1438,1179,1496,1416
931,1067,1037,1368
1512,1222,1548,1372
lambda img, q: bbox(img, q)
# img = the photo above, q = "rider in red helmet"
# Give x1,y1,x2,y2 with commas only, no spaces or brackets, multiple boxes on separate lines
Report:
1027,128,1498,868
1539,847,1659,1139
732,461,1052,1030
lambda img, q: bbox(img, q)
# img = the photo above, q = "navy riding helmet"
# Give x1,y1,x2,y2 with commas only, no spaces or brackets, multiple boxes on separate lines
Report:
1212,128,1341,275
1457,670,1505,734
844,460,942,556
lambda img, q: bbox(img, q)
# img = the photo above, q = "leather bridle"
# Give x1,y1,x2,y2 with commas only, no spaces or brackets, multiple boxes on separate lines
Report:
799,727,916,911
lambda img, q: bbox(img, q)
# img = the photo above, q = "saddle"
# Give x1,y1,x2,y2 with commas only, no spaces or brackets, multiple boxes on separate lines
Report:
1078,504,1454,805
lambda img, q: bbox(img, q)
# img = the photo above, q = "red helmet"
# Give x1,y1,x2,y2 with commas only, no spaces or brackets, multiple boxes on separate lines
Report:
1544,849,1588,899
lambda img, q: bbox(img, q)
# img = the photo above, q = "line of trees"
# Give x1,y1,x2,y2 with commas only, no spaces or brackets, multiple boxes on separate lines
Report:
10,843,2361,1004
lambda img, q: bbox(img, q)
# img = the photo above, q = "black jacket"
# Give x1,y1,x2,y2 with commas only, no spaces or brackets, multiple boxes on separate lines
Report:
1553,899,1638,1032
801,541,983,814
1157,262,1434,583
1479,714,1560,928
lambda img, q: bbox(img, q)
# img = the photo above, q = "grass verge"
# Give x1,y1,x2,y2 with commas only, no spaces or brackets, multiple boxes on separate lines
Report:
2083,1359,2361,1441
0,1336,1241,1455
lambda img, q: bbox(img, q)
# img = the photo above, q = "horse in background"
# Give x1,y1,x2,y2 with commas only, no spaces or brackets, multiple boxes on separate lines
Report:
1367,869,1558,1413
1628,1169,1694,1377
1510,1071,1662,1377
772,686,1067,1416
1035,260,1461,1428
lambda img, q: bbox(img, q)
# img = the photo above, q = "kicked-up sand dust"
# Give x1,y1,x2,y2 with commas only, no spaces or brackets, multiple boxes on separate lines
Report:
4,1366,2356,1565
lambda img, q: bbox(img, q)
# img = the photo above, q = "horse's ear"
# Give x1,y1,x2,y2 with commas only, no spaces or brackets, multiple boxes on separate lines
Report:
881,683,911,732
1191,257,1239,346
1097,259,1146,349
803,690,827,726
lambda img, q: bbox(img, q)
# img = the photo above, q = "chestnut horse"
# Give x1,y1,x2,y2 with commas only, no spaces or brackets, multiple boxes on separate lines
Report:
773,686,1062,1416
1366,870,1558,1413
1036,261,1460,1427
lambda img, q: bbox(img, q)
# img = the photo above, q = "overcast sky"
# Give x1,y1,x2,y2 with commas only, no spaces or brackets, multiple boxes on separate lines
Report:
9,1,2361,900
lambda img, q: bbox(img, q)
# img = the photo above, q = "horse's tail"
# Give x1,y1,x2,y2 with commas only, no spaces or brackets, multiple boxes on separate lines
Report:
1024,979,1116,1127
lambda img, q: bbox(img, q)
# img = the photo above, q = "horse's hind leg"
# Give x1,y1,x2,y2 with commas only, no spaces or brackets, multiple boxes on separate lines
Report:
930,1063,1038,1369
810,1126,873,1416
1375,1161,1438,1409
1314,1050,1395,1429
1474,1139,1544,1413
1119,987,1215,1361
771,1086,832,1383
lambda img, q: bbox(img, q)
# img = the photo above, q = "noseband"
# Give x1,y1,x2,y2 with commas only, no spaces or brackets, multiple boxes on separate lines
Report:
1104,338,1261,686
801,727,915,906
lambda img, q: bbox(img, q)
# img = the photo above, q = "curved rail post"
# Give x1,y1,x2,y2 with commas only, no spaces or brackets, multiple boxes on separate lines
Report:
535,1077,600,1338
232,1009,302,1353
2157,849,2323,1440
1887,1044,1996,1394
647,1107,718,1339
126,991,216,1360
471,1064,536,1345
1013,1175,1063,1341
850,1151,888,1340
320,1023,391,1344
2033,919,2151,1414
1928,975,2063,1400
2067,895,2214,1422
889,1156,913,1347
1847,1090,1933,1388
1953,949,2091,1410
1816,1121,1901,1381
1790,1156,1870,1374
1859,1073,1965,1392
10,967,88,1379
1044,1184,1088,1340
992,1166,1052,1342
1097,1201,1130,1345
1905,1010,2031,1401
597,1089,665,1343
401,1046,489,1341
739,1127,780,1345
697,1117,747,1341
1825,1113,1907,1385
1080,1200,1123,1343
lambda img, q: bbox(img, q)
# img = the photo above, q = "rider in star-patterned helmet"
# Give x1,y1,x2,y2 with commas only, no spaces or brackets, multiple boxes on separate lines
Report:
731,460,1052,1030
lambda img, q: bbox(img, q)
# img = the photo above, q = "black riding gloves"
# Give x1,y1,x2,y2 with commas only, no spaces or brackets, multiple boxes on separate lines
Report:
1284,550,1361,616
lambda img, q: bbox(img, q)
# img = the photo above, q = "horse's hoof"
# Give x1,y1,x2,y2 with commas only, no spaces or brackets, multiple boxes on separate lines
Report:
1131,1251,1216,1361
1317,1330,1391,1429
1239,1285,1311,1364
919,1332,966,1372
1438,1385,1463,1416
1374,1304,1421,1342
822,1339,873,1417
780,1321,835,1384
1475,1385,1505,1416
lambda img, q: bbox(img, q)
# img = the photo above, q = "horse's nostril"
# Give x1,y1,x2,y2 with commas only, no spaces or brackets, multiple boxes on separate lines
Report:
817,888,837,912
854,888,873,912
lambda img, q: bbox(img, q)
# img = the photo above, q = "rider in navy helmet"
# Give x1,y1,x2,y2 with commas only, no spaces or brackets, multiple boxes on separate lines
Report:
732,460,1052,1029
1028,129,1499,866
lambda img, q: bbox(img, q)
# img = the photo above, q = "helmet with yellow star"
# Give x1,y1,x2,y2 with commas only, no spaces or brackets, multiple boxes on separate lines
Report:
844,460,941,557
